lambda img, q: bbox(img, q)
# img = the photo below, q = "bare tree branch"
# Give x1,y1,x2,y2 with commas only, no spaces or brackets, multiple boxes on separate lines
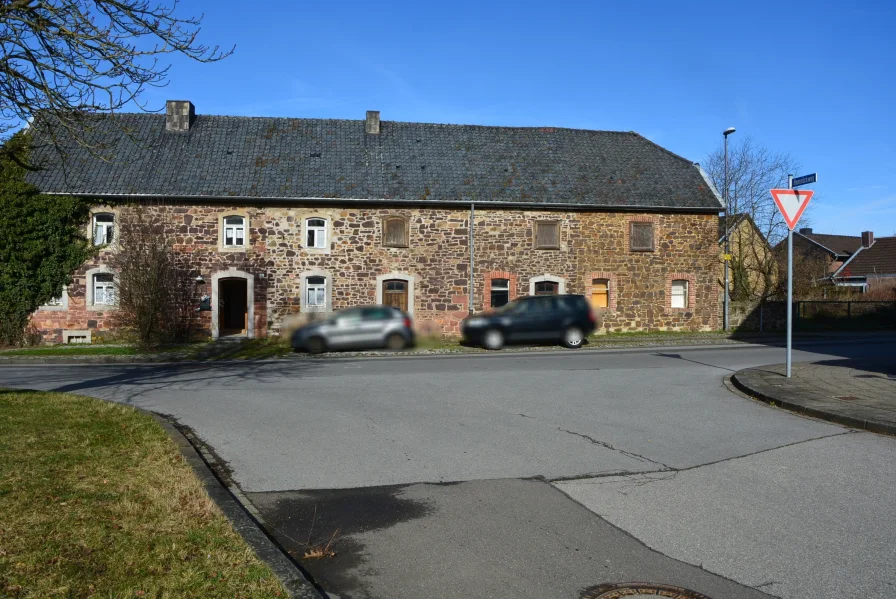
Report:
0,0,232,165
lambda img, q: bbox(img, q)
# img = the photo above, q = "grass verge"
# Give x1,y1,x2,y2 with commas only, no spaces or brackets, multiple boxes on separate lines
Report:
0,345,141,357
0,389,286,598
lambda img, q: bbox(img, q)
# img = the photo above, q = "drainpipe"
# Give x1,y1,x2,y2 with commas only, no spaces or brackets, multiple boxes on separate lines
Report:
469,203,475,314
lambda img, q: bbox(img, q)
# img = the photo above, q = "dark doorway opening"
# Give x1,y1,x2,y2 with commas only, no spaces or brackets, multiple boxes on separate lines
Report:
219,278,248,336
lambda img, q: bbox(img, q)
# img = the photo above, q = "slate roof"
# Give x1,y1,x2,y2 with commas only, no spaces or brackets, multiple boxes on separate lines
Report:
25,113,722,211
836,237,896,277
796,232,863,257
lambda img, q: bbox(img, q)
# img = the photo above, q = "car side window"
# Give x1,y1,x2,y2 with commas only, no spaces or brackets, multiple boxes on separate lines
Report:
337,308,364,323
533,297,556,313
362,307,393,320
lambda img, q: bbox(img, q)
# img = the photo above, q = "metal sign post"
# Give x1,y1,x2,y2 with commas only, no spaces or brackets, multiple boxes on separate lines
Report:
786,175,793,378
770,176,816,378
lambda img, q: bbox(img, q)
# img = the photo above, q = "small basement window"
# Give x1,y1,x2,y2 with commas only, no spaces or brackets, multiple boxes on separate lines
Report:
671,279,688,309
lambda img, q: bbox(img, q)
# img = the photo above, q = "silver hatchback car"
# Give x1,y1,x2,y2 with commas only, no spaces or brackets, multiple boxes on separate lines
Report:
291,305,415,354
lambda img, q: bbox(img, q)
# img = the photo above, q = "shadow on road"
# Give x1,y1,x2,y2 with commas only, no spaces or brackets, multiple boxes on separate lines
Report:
2,360,326,405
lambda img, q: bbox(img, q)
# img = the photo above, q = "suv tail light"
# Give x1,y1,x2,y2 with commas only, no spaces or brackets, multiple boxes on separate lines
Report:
403,316,412,329
588,309,596,324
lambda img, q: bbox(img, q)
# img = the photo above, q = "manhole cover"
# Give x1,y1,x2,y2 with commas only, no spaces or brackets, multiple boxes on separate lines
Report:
583,582,714,599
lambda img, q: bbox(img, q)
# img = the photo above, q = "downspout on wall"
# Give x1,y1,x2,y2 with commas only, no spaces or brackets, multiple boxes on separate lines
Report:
469,203,475,314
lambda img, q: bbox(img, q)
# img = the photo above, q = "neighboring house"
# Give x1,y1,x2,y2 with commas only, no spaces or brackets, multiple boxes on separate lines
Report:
831,233,896,293
28,102,723,342
784,228,865,278
719,213,776,299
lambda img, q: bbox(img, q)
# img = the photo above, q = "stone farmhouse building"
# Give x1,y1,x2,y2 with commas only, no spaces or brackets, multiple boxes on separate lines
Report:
29,103,723,343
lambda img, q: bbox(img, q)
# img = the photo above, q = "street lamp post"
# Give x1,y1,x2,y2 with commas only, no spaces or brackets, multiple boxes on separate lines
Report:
723,127,736,331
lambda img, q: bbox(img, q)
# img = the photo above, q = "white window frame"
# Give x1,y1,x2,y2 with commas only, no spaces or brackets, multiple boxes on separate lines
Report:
93,273,116,306
299,270,333,313
671,279,688,309
306,218,328,249
39,286,69,311
306,276,327,309
223,215,246,248
93,213,115,246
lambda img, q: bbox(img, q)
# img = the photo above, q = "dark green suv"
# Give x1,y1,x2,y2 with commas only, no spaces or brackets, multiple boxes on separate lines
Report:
461,294,596,350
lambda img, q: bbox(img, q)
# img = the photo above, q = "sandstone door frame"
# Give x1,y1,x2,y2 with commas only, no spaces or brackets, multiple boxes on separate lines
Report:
212,269,254,339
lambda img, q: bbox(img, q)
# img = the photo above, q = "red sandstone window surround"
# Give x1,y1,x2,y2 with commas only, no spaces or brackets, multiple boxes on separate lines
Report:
586,271,618,311
484,271,518,310
666,273,696,312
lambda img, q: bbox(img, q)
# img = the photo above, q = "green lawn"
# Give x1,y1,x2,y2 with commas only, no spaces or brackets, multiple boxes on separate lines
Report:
0,389,286,598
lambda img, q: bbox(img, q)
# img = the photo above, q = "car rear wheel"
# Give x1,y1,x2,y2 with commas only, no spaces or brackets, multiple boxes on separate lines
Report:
385,333,406,350
563,327,584,349
483,328,504,350
306,336,326,355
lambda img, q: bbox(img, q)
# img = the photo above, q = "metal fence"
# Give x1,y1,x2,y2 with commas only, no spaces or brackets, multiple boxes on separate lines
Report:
731,300,896,332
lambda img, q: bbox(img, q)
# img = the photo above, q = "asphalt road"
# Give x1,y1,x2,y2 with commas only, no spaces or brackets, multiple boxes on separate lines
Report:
2,339,894,599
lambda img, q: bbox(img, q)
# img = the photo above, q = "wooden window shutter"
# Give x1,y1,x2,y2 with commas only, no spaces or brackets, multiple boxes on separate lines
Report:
536,221,559,249
384,217,408,247
630,222,654,251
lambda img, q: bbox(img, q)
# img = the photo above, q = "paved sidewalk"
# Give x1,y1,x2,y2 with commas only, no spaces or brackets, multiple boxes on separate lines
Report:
733,359,896,435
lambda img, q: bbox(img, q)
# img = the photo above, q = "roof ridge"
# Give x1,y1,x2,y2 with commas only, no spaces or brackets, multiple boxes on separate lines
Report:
93,111,645,136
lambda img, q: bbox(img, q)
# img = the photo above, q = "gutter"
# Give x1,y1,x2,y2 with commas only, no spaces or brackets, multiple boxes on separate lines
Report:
42,191,723,214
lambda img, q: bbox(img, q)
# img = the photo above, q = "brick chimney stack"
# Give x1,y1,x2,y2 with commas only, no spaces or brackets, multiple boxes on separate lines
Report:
166,100,195,132
861,231,874,248
799,227,813,234
365,110,380,135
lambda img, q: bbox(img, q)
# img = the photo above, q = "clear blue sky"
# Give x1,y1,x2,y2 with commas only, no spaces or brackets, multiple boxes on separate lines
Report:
145,0,895,237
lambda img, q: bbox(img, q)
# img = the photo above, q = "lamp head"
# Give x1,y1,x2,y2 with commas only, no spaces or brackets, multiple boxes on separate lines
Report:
723,127,736,137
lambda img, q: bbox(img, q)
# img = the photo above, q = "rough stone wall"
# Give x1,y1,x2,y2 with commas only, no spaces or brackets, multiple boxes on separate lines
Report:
30,202,721,342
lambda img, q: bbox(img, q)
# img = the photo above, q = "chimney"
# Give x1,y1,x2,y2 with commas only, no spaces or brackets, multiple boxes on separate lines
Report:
166,100,195,132
365,110,380,135
798,227,813,234
862,231,874,248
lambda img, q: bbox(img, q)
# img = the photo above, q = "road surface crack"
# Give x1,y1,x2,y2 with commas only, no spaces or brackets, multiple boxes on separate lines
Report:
557,427,672,469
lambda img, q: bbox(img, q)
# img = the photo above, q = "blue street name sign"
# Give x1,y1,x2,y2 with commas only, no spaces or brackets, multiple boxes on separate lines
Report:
791,173,817,188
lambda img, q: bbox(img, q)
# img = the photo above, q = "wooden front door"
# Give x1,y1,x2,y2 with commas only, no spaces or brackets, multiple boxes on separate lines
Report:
382,280,409,312
219,278,248,336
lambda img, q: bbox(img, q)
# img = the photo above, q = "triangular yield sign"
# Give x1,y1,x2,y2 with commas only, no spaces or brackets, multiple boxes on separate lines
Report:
770,189,814,230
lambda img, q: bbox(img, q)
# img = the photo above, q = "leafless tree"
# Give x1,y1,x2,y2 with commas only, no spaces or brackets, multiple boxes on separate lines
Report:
110,208,198,348
705,136,802,299
0,0,231,165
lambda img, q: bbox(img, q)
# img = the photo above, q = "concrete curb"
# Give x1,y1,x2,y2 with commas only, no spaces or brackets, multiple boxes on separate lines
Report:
151,415,325,598
731,371,896,437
